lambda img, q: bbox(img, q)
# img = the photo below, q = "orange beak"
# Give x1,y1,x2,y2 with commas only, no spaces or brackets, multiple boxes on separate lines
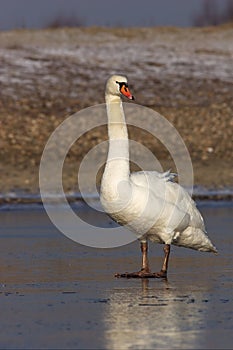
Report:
120,84,135,100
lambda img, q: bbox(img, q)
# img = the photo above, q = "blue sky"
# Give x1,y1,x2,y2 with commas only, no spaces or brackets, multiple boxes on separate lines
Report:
0,0,230,29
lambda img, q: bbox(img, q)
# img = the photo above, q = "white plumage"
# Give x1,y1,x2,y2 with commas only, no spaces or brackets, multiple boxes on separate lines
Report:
100,75,217,278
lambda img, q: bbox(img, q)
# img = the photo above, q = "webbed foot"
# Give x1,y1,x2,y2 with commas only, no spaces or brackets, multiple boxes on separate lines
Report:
115,269,167,279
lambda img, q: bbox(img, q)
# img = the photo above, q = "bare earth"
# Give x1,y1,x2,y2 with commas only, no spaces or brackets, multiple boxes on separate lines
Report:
0,25,232,197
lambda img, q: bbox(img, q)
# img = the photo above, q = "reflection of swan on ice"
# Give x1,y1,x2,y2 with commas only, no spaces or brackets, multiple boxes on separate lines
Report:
101,75,217,278
103,280,205,349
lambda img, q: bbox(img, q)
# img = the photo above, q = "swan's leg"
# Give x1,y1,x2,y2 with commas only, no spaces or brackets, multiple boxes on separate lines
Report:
115,241,164,278
115,241,150,278
155,244,170,278
115,243,170,278
141,241,150,273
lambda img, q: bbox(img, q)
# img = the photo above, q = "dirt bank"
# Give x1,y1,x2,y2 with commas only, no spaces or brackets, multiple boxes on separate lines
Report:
0,25,232,195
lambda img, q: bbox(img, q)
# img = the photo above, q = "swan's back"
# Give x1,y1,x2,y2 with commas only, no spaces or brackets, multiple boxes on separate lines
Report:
130,170,216,252
130,170,203,229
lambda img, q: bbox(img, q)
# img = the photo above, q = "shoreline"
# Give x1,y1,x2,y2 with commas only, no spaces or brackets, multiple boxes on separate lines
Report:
0,188,232,206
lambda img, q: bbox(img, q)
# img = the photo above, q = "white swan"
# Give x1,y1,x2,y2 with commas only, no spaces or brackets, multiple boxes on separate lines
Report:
100,75,217,278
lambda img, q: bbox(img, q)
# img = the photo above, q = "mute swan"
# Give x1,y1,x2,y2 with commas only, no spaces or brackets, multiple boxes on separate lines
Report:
100,75,217,278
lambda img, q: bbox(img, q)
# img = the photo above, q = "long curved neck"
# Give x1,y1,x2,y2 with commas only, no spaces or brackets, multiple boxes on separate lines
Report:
105,95,128,140
103,94,130,183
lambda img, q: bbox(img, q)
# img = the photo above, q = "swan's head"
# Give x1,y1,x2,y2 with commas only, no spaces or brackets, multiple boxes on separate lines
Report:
105,75,134,100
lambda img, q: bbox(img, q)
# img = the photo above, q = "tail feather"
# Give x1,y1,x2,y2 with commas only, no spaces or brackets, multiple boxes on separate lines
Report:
172,227,218,253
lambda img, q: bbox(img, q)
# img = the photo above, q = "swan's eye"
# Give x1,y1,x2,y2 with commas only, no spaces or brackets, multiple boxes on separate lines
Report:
116,81,128,91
